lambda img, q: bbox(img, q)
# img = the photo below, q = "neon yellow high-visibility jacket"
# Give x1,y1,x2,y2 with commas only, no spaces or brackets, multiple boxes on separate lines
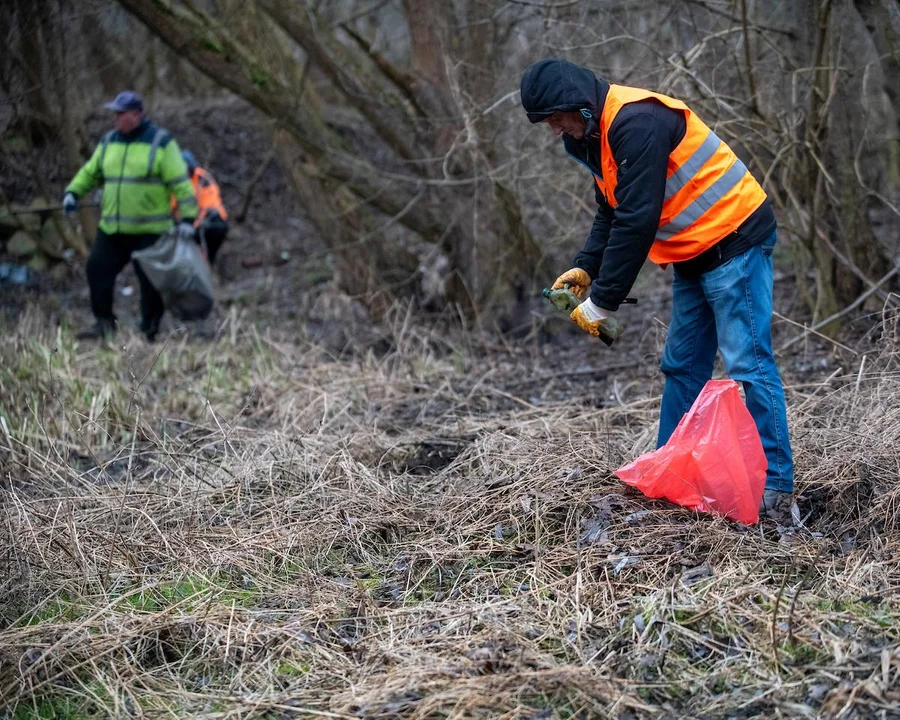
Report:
66,119,197,235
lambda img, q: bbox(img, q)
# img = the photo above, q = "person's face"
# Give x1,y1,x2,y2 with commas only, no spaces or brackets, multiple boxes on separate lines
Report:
114,109,142,133
542,110,587,140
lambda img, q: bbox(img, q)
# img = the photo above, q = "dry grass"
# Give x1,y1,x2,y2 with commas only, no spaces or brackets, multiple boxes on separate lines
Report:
1,303,899,719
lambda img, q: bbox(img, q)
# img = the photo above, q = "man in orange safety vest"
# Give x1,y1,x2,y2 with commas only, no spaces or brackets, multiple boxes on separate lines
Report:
521,58,795,525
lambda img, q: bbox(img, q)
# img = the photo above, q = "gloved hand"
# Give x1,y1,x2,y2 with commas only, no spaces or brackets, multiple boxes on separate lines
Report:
62,192,78,215
551,267,591,299
571,297,624,346
176,220,197,242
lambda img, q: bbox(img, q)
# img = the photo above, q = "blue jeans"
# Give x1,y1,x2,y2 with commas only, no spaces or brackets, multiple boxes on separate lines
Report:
657,231,794,492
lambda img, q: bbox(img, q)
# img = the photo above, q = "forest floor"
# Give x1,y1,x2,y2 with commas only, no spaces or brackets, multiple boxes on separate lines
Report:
2,99,900,719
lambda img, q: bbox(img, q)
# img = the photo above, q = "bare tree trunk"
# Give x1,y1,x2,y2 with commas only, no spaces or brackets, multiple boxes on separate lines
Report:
12,0,56,145
404,0,448,87
46,0,92,252
79,9,129,96
852,0,900,254
854,0,900,142
418,0,542,317
402,0,458,133
792,0,840,330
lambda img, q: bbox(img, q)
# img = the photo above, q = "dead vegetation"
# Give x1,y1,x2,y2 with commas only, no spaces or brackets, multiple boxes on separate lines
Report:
0,302,899,719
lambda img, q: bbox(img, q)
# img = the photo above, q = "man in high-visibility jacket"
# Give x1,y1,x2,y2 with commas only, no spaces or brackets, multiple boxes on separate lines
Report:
63,91,197,341
177,150,229,266
521,59,795,524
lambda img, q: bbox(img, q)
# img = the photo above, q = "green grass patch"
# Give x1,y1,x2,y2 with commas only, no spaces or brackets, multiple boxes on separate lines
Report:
116,574,259,613
19,593,82,626
19,573,262,628
277,661,311,677
12,696,93,719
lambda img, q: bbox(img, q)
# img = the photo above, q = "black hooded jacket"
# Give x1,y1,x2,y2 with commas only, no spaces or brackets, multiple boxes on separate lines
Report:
521,59,775,310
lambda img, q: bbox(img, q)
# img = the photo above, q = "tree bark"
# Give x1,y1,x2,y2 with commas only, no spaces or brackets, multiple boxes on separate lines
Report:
45,0,93,251
795,0,840,330
12,0,56,145
408,0,542,317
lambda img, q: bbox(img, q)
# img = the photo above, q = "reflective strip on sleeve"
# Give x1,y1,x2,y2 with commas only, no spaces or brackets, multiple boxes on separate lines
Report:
664,130,722,201
111,177,168,186
166,174,190,186
177,196,198,208
101,213,173,225
656,159,749,240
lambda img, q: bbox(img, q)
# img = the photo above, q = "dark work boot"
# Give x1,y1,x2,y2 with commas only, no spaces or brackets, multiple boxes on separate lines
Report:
76,317,117,341
760,489,800,526
139,317,161,342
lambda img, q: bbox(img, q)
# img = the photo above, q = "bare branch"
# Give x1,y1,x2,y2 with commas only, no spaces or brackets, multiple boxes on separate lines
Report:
255,0,421,163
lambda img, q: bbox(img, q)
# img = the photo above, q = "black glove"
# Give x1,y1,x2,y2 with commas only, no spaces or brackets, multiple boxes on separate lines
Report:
63,192,78,215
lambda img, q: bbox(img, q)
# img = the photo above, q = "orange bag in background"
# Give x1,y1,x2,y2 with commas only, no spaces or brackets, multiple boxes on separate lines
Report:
615,379,767,524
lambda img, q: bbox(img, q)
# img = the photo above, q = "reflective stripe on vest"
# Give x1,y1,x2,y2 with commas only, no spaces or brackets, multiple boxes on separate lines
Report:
98,131,115,171
146,128,169,176
101,213,172,225
657,158,749,240
663,129,721,201
111,177,168,186
595,84,767,264
177,196,198,215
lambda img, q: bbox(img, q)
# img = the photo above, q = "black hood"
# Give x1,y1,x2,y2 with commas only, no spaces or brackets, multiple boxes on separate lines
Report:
520,58,609,124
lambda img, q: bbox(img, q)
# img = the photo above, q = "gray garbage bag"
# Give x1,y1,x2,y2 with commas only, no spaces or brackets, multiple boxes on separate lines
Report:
132,228,214,320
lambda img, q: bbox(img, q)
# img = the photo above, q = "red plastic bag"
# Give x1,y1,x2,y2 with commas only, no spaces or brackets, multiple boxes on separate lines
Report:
615,379,766,524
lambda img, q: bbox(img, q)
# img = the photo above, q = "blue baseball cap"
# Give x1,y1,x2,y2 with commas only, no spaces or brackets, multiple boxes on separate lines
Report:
103,91,143,112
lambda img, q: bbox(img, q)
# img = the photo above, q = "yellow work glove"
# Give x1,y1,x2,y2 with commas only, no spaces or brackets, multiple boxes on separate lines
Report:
551,268,591,299
570,297,625,346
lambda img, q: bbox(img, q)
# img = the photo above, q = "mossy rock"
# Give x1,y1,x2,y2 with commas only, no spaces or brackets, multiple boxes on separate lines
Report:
28,251,50,272
29,196,51,211
7,229,39,257
40,219,67,259
4,205,40,231
1,204,22,232
5,134,28,152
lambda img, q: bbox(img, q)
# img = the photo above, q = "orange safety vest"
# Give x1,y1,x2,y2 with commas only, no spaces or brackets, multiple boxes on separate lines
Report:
192,167,228,225
595,85,767,265
171,167,228,225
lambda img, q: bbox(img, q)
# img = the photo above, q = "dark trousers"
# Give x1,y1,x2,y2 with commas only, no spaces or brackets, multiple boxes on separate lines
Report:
86,229,164,332
198,218,228,266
